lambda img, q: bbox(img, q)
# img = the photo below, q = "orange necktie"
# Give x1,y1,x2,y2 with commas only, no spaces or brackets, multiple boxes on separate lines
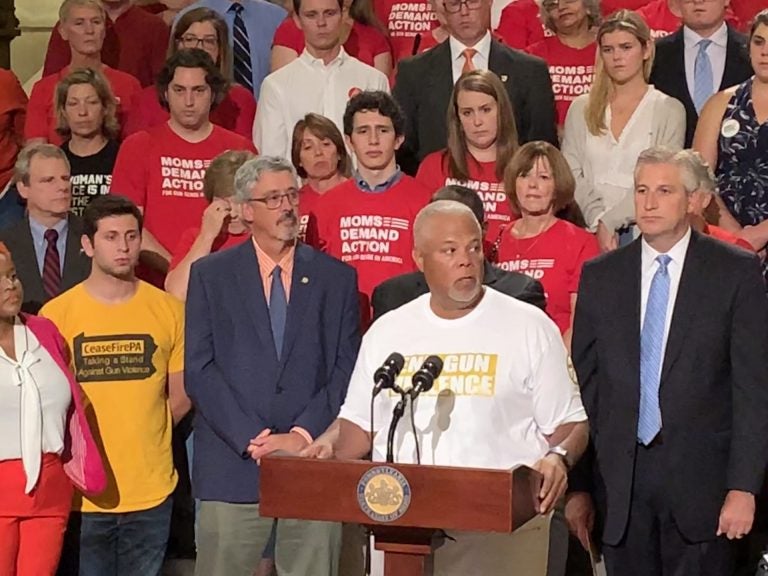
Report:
461,48,477,75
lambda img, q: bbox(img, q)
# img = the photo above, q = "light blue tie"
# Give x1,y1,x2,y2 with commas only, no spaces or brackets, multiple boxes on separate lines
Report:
638,254,671,445
269,265,287,359
693,39,713,114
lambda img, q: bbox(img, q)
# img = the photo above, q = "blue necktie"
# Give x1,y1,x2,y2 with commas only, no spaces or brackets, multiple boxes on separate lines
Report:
692,39,713,114
638,254,671,445
229,3,254,93
269,265,287,359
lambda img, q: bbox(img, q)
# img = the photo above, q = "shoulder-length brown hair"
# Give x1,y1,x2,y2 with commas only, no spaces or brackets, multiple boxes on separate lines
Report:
445,70,519,182
171,8,233,82
291,113,351,179
585,10,654,136
504,141,576,215
55,67,119,139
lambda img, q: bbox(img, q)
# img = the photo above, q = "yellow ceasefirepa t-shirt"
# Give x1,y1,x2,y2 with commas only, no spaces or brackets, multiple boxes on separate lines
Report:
40,281,184,513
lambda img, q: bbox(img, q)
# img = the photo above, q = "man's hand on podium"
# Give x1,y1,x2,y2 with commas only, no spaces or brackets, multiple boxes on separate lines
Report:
299,439,334,459
532,453,569,515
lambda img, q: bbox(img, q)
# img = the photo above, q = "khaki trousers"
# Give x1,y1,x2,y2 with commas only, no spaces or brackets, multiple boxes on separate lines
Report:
195,501,341,576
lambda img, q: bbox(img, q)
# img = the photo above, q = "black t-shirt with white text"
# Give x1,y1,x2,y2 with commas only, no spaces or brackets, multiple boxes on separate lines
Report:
63,139,120,216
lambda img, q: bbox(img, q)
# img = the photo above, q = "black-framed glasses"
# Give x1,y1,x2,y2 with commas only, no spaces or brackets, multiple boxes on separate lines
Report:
179,35,218,49
247,191,301,210
443,0,482,13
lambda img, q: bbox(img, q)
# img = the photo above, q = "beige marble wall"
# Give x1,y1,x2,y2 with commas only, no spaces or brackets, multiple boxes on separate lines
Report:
12,0,58,85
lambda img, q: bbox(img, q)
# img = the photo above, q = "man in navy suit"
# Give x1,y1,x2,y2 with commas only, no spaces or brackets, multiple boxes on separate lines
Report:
185,155,361,576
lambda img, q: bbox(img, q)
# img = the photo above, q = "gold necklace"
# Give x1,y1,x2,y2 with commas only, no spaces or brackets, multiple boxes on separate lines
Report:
509,218,556,259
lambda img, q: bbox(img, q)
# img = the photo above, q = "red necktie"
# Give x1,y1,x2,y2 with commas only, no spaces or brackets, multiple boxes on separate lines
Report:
42,228,61,299
461,48,477,75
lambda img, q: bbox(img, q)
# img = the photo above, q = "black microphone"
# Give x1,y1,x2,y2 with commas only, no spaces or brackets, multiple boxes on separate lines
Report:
372,352,405,397
409,355,443,400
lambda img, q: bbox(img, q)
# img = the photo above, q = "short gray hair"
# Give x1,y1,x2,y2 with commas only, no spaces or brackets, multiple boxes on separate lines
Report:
15,143,70,186
233,156,297,203
677,149,717,194
414,200,480,249
634,146,698,195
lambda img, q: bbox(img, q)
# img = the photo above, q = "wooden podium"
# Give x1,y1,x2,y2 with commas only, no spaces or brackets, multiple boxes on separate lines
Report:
259,456,542,576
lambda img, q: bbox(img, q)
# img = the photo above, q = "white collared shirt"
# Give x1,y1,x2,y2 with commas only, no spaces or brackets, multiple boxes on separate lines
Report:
0,318,71,493
683,23,728,103
449,31,492,83
253,47,390,158
640,227,692,358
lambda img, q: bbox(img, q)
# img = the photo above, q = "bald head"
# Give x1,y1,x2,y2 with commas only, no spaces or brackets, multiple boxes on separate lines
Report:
413,200,481,251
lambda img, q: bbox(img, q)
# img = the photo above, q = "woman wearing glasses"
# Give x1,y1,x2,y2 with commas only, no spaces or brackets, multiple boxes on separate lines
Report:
124,8,256,138
527,0,599,133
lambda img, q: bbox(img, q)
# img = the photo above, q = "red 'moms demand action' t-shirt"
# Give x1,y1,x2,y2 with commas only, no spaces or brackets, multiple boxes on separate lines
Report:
527,37,596,127
110,123,256,253
496,0,553,51
314,176,431,303
374,0,439,62
169,227,249,270
496,219,599,333
416,151,516,247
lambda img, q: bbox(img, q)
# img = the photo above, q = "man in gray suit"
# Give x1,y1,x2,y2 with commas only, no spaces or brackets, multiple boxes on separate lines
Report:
0,143,90,313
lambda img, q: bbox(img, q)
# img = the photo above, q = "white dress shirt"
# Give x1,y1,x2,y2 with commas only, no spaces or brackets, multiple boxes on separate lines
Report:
0,318,71,493
640,227,692,359
253,47,390,159
449,31,492,83
683,23,728,101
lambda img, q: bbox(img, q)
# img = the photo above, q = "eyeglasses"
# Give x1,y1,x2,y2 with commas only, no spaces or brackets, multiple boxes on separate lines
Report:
443,0,482,13
179,35,218,49
247,191,301,210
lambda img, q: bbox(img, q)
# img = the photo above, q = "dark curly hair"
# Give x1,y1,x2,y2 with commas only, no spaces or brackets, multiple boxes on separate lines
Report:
155,48,229,112
342,91,406,137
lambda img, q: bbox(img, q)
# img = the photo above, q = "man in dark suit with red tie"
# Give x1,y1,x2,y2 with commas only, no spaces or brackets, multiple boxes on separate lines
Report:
572,147,768,576
0,143,90,314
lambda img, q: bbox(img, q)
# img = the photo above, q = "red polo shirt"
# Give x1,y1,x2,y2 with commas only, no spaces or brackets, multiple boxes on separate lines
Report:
43,6,169,88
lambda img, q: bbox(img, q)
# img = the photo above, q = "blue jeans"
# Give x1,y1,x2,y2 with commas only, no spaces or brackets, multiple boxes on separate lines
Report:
57,497,173,576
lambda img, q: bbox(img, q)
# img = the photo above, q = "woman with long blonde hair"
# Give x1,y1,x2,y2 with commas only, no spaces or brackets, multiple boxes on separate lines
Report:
416,70,519,252
561,9,685,252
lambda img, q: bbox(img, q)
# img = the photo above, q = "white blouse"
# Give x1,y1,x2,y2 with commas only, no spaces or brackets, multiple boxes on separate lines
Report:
0,318,71,493
562,86,686,232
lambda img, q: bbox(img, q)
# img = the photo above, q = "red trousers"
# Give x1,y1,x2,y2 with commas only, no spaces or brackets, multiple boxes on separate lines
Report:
0,454,74,576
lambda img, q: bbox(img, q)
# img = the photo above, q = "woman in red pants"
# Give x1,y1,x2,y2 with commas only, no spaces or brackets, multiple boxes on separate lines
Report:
0,241,104,575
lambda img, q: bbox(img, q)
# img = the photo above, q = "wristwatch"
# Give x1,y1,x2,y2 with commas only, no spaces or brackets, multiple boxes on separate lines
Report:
547,445,571,470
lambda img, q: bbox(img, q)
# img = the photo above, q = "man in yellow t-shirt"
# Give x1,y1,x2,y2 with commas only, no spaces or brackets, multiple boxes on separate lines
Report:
40,195,190,576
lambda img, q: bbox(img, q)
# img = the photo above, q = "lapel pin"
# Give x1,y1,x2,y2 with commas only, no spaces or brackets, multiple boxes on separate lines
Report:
301,276,309,284
500,75,508,82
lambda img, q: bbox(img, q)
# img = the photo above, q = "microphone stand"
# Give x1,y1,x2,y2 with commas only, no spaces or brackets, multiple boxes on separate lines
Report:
385,392,409,463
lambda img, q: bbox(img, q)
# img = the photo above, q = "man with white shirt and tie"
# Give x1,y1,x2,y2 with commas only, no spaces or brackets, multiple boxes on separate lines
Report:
650,0,752,147
571,146,768,576
392,0,557,173
252,0,389,159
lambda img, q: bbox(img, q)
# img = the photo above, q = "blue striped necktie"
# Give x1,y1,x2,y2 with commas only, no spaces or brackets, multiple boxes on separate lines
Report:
637,254,671,445
270,265,287,359
229,2,254,93
692,39,713,114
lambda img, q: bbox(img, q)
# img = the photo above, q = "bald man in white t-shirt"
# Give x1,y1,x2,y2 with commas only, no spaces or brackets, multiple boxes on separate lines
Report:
303,200,589,576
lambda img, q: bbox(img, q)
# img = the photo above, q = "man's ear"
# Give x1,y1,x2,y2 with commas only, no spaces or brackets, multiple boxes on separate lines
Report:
412,247,424,272
81,234,94,258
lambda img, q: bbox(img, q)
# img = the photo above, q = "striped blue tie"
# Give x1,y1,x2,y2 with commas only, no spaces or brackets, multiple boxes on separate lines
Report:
692,39,713,114
270,265,287,359
638,254,671,445
229,3,254,93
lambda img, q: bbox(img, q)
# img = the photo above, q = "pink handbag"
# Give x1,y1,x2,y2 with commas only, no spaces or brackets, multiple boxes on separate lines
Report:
23,314,107,496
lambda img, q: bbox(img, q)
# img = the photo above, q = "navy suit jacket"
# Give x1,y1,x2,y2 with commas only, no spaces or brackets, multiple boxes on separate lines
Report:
185,241,361,503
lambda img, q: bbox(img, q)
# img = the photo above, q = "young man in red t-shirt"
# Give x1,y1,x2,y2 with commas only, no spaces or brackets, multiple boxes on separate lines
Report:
314,91,431,324
111,49,256,278
25,0,142,146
